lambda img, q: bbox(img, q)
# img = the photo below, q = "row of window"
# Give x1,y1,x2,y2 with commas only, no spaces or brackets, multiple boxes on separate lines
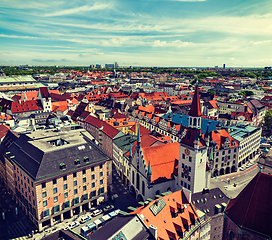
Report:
42,188,105,217
42,179,104,198
41,170,103,189
180,181,190,190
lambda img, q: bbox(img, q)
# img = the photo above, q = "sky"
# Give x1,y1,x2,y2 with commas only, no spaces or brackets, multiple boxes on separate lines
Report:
0,0,272,67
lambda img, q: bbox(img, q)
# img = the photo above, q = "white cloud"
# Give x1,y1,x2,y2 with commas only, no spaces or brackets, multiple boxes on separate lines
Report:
250,40,272,45
153,40,167,47
44,3,111,17
0,34,41,39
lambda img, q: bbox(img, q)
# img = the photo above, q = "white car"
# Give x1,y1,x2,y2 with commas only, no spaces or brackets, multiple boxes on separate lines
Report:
91,209,102,217
80,215,91,224
68,221,79,229
239,167,246,171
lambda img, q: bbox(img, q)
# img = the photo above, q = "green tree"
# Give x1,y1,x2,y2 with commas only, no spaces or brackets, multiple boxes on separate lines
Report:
264,109,272,134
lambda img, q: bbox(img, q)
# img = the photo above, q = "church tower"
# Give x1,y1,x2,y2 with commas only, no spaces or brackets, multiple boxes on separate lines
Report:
176,86,208,194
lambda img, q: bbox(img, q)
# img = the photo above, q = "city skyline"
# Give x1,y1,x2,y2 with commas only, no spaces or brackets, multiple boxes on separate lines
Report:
1,0,272,67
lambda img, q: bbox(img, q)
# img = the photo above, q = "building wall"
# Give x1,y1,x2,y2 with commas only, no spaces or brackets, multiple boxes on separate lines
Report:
178,144,207,194
223,214,268,240
210,214,224,240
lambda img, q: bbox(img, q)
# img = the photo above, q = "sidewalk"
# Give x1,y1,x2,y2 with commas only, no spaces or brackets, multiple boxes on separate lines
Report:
218,164,258,181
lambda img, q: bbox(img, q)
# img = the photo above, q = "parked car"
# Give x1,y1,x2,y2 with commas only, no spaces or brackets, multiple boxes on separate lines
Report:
68,221,79,229
239,167,245,171
103,205,114,212
80,215,91,224
91,209,102,217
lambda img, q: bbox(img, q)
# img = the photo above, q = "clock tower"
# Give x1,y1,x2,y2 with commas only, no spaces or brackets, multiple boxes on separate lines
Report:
176,86,208,193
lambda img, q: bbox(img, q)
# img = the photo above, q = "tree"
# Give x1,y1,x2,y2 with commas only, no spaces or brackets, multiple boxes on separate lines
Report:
207,90,215,96
263,109,272,135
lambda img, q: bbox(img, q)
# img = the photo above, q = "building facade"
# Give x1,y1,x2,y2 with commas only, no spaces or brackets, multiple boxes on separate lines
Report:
1,128,109,231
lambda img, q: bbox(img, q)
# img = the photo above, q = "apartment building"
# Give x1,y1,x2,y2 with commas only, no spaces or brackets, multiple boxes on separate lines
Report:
1,128,109,231
227,123,261,167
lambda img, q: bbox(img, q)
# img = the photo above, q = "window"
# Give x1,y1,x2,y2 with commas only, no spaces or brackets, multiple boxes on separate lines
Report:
82,193,88,201
216,152,219,156
91,174,95,180
188,184,190,190
182,154,185,159
221,163,224,167
63,201,70,209
92,182,95,188
42,182,46,189
188,176,191,182
100,164,103,169
74,189,78,195
82,169,86,175
73,172,77,178
216,158,218,162
53,187,57,194
64,192,68,199
100,179,103,185
53,179,57,185
83,185,87,191
63,184,68,190
73,180,77,187
63,175,67,181
53,205,60,213
233,154,236,158
74,197,79,205
54,196,58,203
99,187,104,195
43,209,49,218
91,166,94,172
100,172,103,177
180,180,183,186
83,177,86,183
43,200,47,207
91,190,96,198
42,191,47,198
189,156,192,162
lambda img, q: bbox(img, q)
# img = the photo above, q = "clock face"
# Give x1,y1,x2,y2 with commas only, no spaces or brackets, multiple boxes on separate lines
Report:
184,148,190,156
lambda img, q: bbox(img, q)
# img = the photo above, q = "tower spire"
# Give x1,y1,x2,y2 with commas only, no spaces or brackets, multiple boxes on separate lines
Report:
137,124,141,148
188,86,202,117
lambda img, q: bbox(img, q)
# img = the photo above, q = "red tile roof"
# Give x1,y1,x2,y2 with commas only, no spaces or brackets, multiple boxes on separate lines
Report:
142,142,179,184
84,115,120,139
131,190,200,240
0,124,10,139
10,100,43,113
225,172,272,238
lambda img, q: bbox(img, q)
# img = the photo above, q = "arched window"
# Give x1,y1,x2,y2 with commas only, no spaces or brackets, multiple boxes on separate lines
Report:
155,190,160,196
136,173,140,190
190,118,192,125
142,181,145,196
193,118,197,126
132,171,135,184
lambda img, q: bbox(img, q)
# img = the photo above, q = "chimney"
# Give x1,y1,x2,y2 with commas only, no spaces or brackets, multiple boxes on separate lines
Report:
149,225,157,239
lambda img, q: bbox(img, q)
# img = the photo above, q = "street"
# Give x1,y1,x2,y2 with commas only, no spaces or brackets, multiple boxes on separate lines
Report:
210,164,259,199
0,180,36,240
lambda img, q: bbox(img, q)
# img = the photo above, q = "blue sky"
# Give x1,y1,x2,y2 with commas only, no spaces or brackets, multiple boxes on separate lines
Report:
0,0,272,67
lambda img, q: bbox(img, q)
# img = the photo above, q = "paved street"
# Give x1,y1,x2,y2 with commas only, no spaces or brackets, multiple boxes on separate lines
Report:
0,180,36,240
210,164,259,199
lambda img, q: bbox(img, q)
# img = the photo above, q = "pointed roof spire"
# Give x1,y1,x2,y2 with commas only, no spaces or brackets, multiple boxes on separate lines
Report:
147,159,151,176
210,147,213,161
129,143,132,158
188,86,202,117
137,124,141,148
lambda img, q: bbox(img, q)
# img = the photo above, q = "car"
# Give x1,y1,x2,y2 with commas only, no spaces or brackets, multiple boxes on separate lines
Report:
240,167,245,171
68,221,80,229
103,205,114,212
80,215,91,224
91,209,102,217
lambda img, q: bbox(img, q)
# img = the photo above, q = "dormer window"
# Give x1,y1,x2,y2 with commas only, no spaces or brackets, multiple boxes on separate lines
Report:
60,163,66,170
75,159,80,165
83,157,89,162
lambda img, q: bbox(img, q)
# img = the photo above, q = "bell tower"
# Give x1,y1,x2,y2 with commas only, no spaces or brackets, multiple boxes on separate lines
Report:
176,85,208,194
